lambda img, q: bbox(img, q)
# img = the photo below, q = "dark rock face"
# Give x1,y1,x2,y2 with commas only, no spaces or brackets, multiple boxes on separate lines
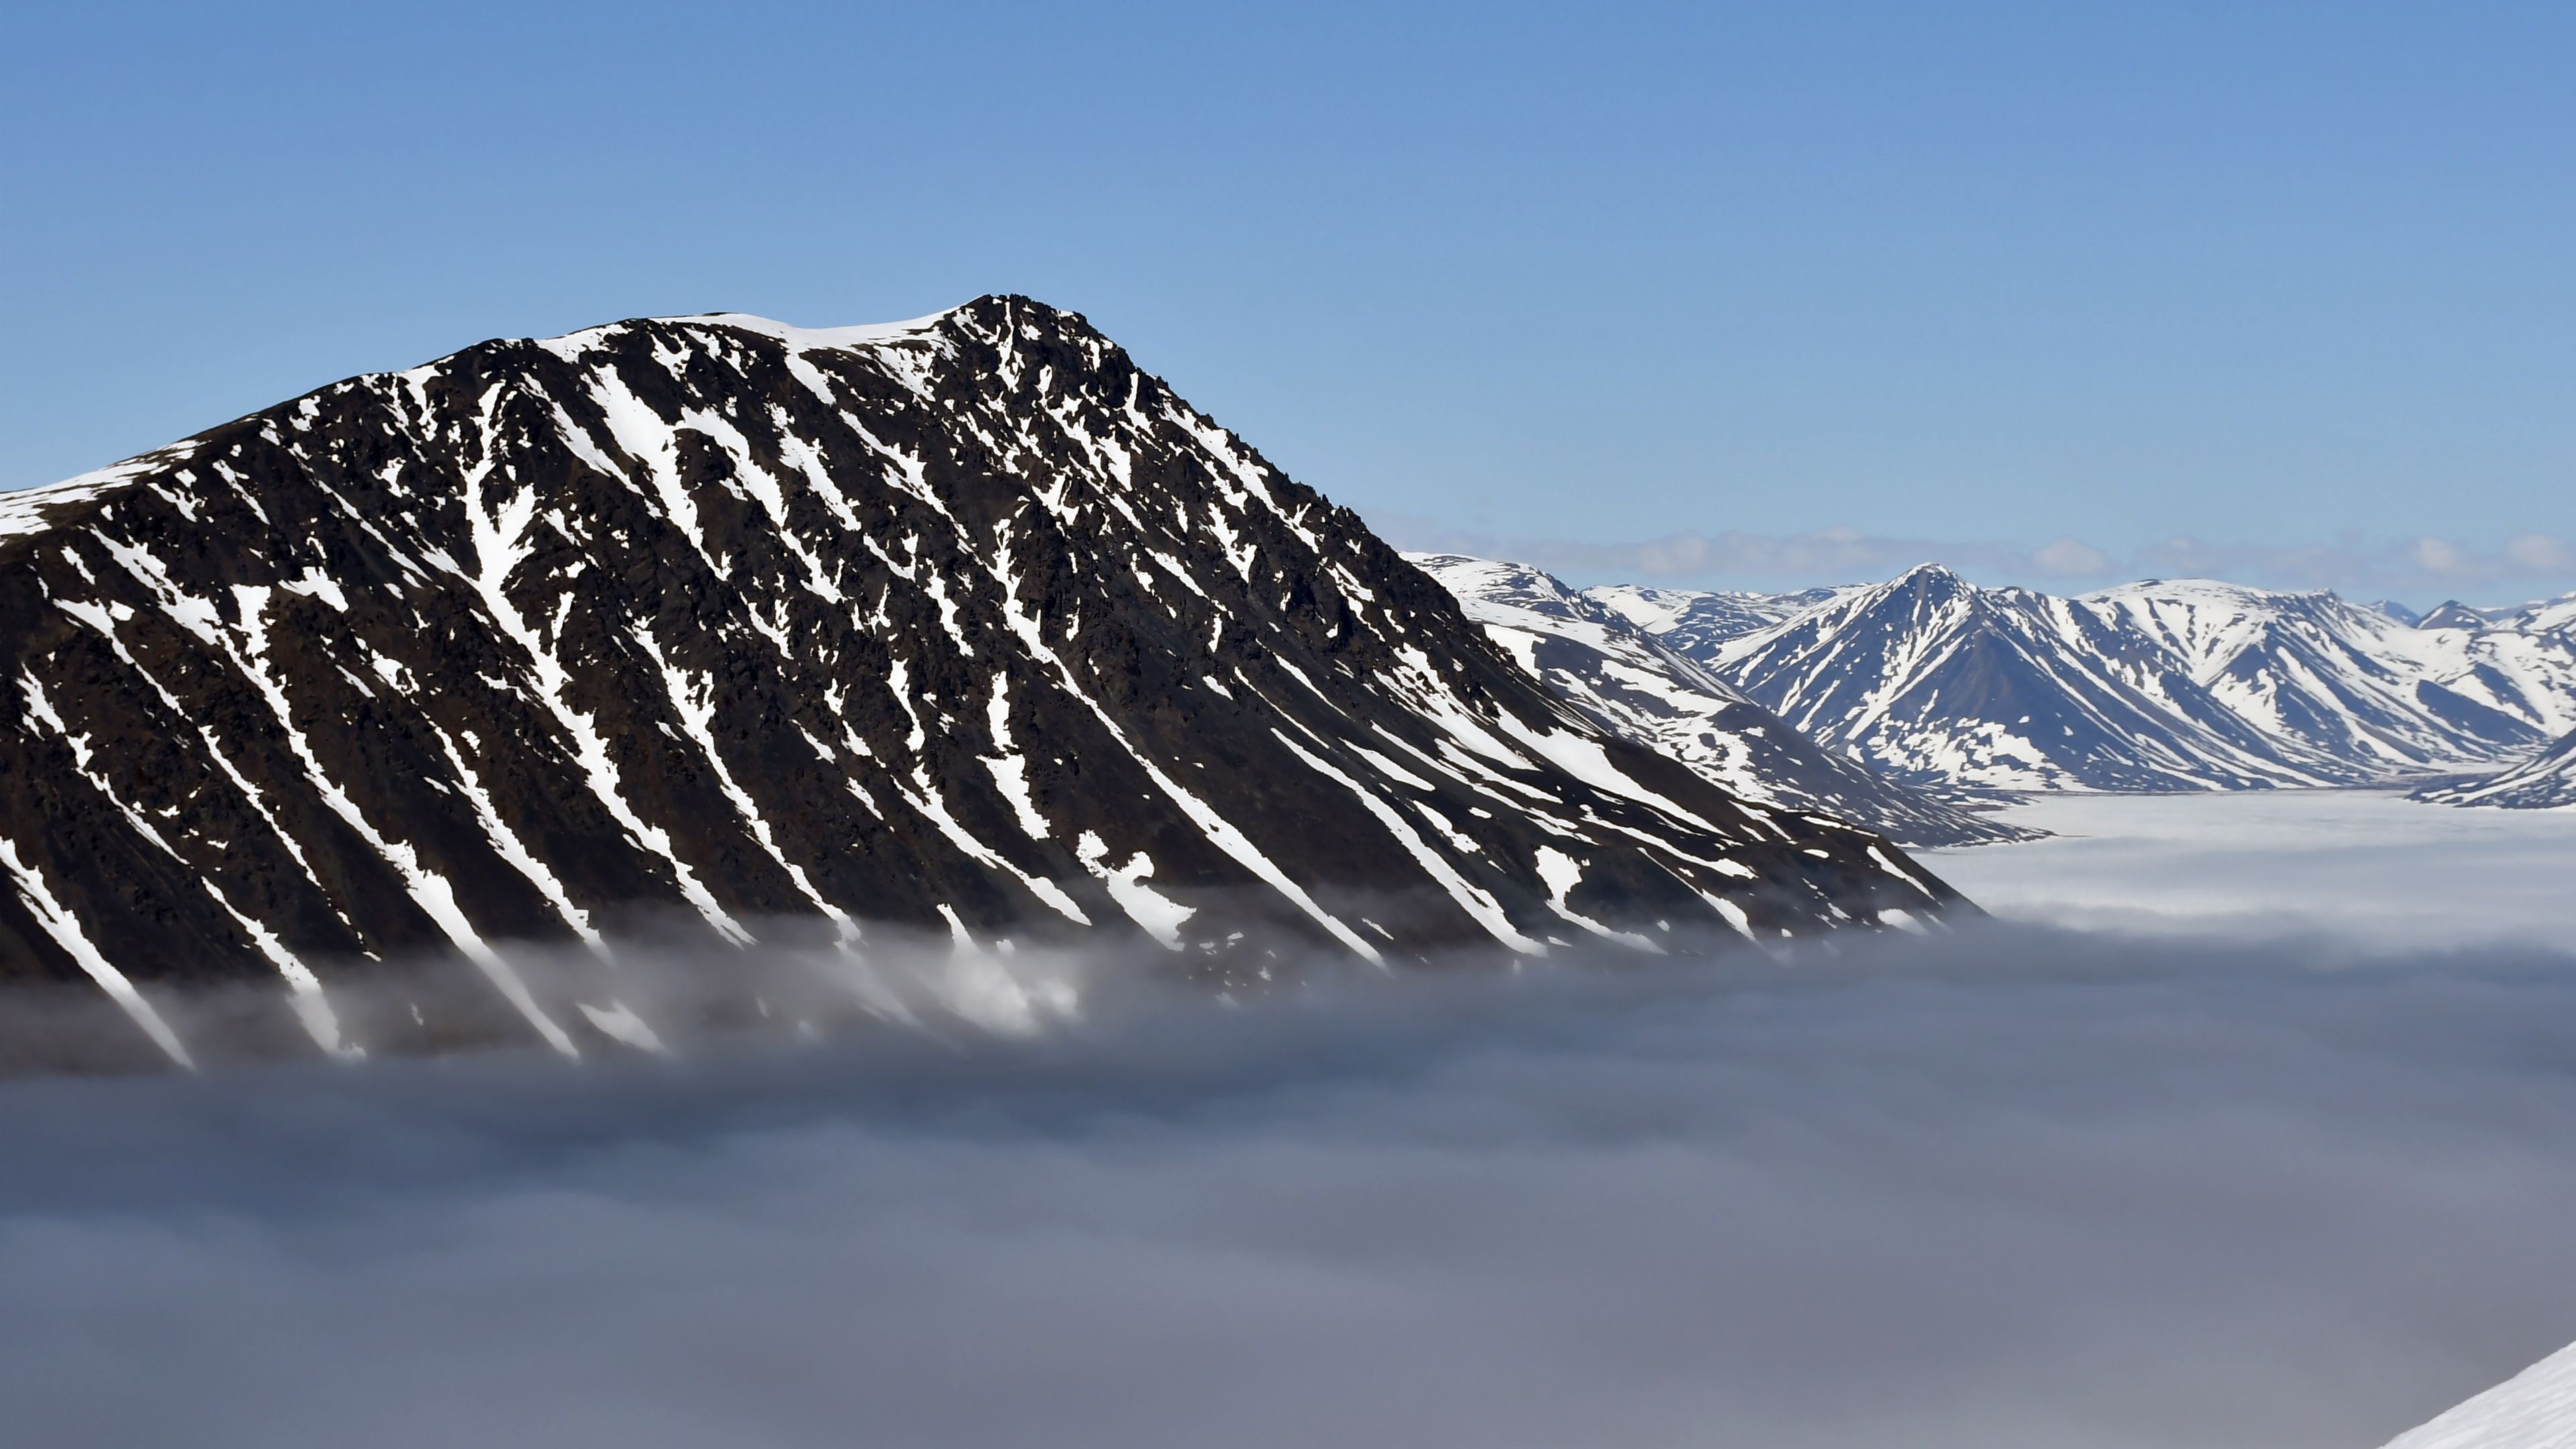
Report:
1409,555,2035,847
0,297,1960,1064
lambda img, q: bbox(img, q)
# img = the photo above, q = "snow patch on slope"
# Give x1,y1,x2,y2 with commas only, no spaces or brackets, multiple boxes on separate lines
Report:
2378,1339,2576,1449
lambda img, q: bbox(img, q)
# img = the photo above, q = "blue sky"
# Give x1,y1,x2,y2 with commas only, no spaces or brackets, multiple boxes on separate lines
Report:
5,2,2571,602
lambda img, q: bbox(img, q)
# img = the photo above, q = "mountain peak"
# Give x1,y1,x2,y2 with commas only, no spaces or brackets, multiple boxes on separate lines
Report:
511,294,1112,370
0,305,1955,1067
1872,562,1977,609
1881,562,1977,598
2416,600,2493,631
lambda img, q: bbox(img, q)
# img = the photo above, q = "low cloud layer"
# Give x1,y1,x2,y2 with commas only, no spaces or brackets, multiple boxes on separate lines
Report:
1375,513,2576,602
5,920,2575,1449
1922,790,2576,951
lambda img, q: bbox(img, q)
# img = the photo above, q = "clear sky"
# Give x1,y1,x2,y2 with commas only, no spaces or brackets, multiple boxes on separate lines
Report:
5,2,2571,602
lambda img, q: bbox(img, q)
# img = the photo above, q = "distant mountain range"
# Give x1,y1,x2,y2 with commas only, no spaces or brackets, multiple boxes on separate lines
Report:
1566,566,2576,798
0,298,1960,1067
1407,556,2033,847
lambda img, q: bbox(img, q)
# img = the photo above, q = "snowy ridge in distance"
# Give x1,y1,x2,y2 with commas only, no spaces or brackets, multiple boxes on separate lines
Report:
1587,582,1833,659
1593,564,2576,795
1411,555,2034,846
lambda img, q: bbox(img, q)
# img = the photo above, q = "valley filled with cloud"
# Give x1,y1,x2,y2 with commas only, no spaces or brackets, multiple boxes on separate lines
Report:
3,797,2571,1449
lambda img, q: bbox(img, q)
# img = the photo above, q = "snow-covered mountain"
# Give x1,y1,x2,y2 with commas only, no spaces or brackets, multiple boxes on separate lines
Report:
2416,728,2576,809
2416,595,2576,635
1409,555,2034,845
2376,1338,2576,1448
0,297,1960,1066
1587,582,1833,659
1591,565,2576,795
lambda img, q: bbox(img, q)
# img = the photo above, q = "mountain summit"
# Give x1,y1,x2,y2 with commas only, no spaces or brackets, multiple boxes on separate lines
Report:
0,297,1957,1065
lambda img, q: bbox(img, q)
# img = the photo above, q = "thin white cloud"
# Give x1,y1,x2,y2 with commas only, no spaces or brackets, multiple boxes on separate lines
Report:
2136,532,2576,597
2505,533,2571,572
2029,536,2110,577
1372,512,2576,601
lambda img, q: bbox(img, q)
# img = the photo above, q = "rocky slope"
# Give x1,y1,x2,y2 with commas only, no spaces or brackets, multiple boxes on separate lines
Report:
0,297,1960,1067
2414,727,2576,809
1410,555,2034,845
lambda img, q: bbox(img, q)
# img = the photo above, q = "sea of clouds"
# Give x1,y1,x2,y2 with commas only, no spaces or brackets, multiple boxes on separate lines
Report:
4,794,2573,1448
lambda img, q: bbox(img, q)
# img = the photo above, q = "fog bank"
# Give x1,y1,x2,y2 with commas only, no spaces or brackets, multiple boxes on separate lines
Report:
1925,790,2576,949
5,922,2574,1448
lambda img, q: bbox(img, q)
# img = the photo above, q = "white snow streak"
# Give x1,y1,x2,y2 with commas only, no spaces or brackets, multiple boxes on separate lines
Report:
0,835,195,1069
1270,731,1544,955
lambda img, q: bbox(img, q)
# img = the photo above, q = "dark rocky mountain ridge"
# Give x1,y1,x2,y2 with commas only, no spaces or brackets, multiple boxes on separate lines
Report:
0,297,1960,1067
